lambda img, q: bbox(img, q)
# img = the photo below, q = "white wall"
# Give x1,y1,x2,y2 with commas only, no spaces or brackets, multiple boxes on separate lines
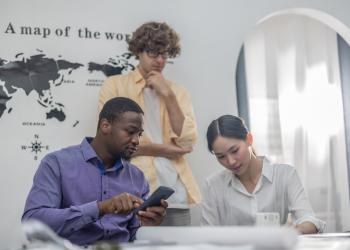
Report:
1,0,350,249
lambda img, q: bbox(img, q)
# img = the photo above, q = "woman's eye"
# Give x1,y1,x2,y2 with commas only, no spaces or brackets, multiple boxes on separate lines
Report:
231,148,239,154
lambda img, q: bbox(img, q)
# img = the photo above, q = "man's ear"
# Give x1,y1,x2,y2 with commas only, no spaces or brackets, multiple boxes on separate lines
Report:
100,118,111,134
246,133,253,146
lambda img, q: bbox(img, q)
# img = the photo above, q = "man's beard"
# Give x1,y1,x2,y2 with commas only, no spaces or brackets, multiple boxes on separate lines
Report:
121,152,134,161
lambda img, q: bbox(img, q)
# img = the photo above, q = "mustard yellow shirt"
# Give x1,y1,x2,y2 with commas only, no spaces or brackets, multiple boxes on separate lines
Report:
98,68,201,204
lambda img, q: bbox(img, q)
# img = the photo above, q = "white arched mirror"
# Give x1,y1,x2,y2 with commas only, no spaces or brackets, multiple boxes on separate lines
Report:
236,9,350,232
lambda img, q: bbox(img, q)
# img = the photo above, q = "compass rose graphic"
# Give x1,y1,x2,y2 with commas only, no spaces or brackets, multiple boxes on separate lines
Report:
21,134,49,160
29,141,45,154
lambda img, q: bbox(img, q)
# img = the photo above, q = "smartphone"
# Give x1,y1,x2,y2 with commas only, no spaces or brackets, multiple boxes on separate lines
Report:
134,186,175,214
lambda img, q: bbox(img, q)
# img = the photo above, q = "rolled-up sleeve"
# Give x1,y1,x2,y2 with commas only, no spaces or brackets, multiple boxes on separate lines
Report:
169,87,198,148
287,169,326,233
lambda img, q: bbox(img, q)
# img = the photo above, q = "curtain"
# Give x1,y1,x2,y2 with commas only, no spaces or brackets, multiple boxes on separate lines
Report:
244,14,349,232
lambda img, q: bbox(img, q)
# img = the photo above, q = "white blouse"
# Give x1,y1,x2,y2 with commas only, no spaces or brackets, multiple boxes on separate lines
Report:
200,157,326,233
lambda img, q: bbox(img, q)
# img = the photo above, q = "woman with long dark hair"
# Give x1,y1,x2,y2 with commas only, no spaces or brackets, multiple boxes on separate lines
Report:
201,115,325,234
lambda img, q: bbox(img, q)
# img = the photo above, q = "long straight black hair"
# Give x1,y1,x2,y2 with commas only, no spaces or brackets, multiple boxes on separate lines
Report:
206,115,249,153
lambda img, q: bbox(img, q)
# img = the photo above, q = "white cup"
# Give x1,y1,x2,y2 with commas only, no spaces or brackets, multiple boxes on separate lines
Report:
256,212,280,226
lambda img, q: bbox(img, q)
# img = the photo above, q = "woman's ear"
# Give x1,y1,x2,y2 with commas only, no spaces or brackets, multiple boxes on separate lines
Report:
246,133,253,146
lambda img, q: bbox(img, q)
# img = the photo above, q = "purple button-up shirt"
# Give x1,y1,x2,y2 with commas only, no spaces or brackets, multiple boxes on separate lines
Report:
22,137,149,246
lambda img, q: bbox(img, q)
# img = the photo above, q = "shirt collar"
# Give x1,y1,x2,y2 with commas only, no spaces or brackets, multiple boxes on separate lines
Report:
80,137,124,174
130,67,147,96
227,156,274,189
81,137,98,161
96,158,123,175
260,156,274,183
132,67,145,84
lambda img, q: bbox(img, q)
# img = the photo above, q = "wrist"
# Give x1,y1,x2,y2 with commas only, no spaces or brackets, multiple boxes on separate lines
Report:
159,88,171,98
162,90,176,101
97,201,107,216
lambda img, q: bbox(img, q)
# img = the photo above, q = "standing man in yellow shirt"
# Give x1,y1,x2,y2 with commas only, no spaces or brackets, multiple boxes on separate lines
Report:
98,21,200,226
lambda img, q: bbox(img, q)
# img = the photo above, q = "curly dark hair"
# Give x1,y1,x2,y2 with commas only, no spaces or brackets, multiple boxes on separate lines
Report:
128,21,181,58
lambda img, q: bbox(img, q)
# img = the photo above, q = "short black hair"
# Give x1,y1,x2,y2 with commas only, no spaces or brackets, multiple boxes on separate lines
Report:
99,97,143,126
206,115,249,152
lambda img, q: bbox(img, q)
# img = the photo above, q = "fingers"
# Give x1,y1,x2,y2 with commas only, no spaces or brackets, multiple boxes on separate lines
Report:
180,147,193,154
138,207,166,226
139,212,162,226
138,200,168,226
128,193,144,205
160,199,168,209
119,194,133,213
145,71,161,84
165,144,192,159
146,70,161,78
110,193,144,215
145,72,169,95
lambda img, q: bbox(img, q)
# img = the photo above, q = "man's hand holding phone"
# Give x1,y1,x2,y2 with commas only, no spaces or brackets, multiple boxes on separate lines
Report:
135,186,174,226
97,186,174,226
137,199,168,226
97,192,143,216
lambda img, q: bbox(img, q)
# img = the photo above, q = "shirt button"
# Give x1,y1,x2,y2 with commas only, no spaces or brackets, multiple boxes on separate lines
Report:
103,191,107,195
